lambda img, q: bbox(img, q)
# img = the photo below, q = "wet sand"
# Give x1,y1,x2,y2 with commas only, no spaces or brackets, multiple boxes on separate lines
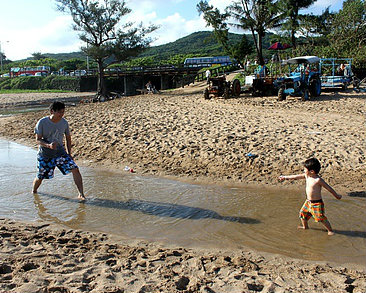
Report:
0,91,94,109
0,87,365,292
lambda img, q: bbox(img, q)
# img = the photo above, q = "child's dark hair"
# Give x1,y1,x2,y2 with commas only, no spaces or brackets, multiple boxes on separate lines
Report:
304,158,321,174
50,101,65,112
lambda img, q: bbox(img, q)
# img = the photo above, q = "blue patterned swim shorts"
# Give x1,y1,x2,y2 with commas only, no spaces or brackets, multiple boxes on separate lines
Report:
37,154,78,179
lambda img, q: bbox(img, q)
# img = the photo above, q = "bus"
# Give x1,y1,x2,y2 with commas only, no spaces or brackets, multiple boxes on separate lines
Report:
184,56,233,68
10,66,51,77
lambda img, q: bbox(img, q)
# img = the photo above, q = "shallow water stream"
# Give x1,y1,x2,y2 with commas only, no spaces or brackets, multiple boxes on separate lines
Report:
0,139,365,266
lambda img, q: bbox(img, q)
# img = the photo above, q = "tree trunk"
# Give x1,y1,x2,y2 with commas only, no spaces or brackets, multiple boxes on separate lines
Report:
291,30,297,49
257,34,265,65
97,61,106,96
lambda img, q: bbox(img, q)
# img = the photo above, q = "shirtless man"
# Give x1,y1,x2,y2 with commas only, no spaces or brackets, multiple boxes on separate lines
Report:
279,158,342,235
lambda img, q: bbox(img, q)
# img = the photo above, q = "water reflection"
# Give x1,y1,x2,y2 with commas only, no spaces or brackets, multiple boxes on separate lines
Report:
33,193,86,227
35,192,260,224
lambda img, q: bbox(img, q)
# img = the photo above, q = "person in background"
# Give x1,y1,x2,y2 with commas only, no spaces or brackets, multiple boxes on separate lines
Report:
205,69,211,84
146,80,153,93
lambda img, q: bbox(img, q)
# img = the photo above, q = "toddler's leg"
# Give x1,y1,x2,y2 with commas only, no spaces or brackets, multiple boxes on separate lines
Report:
321,220,334,236
298,218,309,230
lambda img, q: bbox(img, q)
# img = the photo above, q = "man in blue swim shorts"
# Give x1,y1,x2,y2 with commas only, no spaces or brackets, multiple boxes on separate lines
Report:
32,101,86,200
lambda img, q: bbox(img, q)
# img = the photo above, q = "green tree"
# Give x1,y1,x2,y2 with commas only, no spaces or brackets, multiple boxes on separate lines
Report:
56,0,157,95
197,1,231,53
121,56,155,68
32,52,47,60
231,34,254,66
297,7,334,46
197,1,253,66
279,0,315,48
199,0,282,65
165,54,196,66
62,58,86,71
329,0,366,53
0,52,8,73
228,0,283,65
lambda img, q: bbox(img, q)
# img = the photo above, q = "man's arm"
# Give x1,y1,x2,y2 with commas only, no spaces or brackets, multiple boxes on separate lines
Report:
319,178,342,199
279,174,305,181
65,134,72,155
36,134,57,150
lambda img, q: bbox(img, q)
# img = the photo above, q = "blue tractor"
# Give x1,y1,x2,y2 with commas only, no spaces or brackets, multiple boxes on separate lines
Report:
277,56,322,101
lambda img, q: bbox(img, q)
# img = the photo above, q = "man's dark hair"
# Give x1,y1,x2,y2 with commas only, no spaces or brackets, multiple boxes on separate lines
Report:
50,101,65,112
304,158,321,174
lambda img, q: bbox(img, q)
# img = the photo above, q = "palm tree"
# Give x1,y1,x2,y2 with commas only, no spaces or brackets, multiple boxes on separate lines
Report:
227,0,283,65
280,0,316,48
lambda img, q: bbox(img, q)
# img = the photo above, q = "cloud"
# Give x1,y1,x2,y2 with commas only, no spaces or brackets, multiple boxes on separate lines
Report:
149,13,208,46
1,14,82,60
37,16,82,49
208,0,233,11
303,0,344,14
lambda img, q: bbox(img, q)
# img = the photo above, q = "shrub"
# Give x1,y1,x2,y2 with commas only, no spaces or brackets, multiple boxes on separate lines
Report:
10,76,42,90
41,76,80,91
0,78,11,89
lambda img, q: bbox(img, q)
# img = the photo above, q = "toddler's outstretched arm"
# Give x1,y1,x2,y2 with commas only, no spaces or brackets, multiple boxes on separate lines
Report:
279,174,305,181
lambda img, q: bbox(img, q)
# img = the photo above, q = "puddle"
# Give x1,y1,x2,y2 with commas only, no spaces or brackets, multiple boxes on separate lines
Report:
0,138,365,266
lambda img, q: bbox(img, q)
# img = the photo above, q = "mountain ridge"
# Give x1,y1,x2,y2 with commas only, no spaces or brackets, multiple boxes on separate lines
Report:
37,31,273,62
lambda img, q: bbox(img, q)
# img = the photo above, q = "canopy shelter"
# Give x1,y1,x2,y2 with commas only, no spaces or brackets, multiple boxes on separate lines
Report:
284,56,320,64
268,42,291,50
268,42,292,76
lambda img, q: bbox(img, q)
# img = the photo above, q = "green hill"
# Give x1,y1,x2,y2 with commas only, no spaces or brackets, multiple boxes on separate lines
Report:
43,52,87,60
140,30,274,62
140,31,242,59
16,31,275,63
35,31,243,62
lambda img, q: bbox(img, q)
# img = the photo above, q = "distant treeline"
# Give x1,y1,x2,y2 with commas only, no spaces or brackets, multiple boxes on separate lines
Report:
1,31,272,73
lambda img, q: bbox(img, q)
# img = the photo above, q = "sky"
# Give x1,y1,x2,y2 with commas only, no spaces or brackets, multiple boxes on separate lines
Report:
0,0,345,61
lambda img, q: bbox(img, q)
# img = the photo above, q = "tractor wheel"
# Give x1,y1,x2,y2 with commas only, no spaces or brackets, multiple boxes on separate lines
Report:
301,89,310,101
93,93,106,102
357,77,366,92
232,79,241,97
309,77,321,97
278,87,286,101
223,86,230,99
204,88,210,100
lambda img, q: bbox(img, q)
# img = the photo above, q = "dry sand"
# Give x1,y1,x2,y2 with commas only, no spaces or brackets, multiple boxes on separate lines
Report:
0,86,365,292
1,218,365,293
0,87,364,192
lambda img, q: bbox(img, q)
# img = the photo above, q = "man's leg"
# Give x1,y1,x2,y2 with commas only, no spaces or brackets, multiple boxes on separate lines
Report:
32,178,43,193
71,168,85,199
33,155,54,193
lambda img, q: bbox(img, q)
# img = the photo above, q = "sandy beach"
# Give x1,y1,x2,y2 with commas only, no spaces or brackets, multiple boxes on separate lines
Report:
1,218,365,293
0,85,365,292
0,86,364,192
